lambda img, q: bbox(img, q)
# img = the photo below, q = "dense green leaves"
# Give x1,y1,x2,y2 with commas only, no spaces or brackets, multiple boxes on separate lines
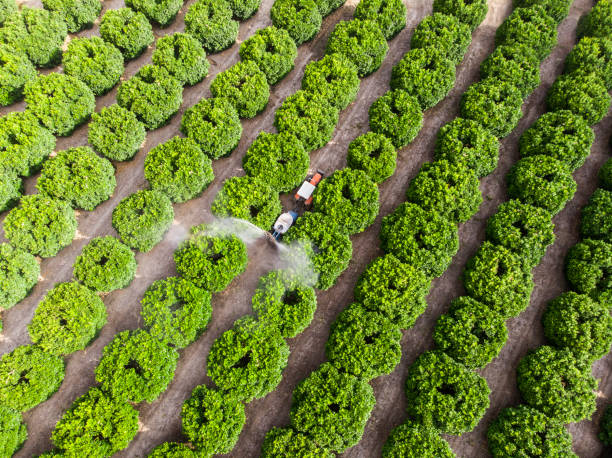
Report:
495,6,557,59
126,0,181,27
480,44,540,97
148,442,198,457
565,37,612,89
100,8,154,60
0,0,16,25
382,421,454,458
270,0,322,45
354,0,407,39
4,194,77,258
73,236,136,293
0,45,36,106
210,61,270,118
262,427,333,457
185,0,239,53
577,0,612,40
88,104,146,162
513,0,571,22
369,89,423,148
347,132,397,183
581,188,612,242
0,171,20,213
302,53,360,110
411,13,471,65
96,329,178,403
0,243,39,311
111,189,174,252
42,0,100,33
565,238,611,305
601,158,612,191
152,33,209,86
0,344,64,411
227,0,261,19
144,136,214,203
600,404,612,446
433,0,487,30
0,405,27,457
290,362,375,452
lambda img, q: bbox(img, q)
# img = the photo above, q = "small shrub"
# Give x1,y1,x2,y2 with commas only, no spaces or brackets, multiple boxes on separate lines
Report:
405,350,490,434
565,36,612,89
513,0,571,22
274,90,339,151
185,0,239,53
507,155,577,215
126,0,181,27
487,405,575,458
141,277,212,349
434,117,499,177
406,159,482,223
0,7,67,68
0,405,27,457
577,0,612,40
42,0,100,32
485,199,555,268
210,61,270,118
463,241,533,318
37,146,116,211
581,188,612,241
262,427,333,458
117,65,183,130
181,385,245,455
495,6,557,60
301,53,360,110
88,104,146,162
24,73,95,136
174,227,248,292
411,13,471,65
208,316,289,401
433,0,487,30
601,158,612,191
518,109,594,171
0,171,21,213
326,19,388,77
228,0,261,19
62,37,124,96
547,72,611,126
369,89,423,148
252,269,316,338
242,132,309,192
3,194,76,258
282,212,352,290
0,344,64,412
354,0,407,39
460,77,523,138
0,0,16,26
566,238,611,305
239,26,298,85
100,8,154,60
600,405,612,446
313,168,379,235
517,346,597,423
96,329,178,403
180,97,242,159
380,202,458,278
480,44,540,97
0,243,39,311
382,421,454,458
73,236,136,293
51,387,138,457
290,362,375,452
347,132,396,183
144,136,214,203
270,0,322,46
327,303,402,380
0,45,36,106
316,0,346,16
111,190,174,252
433,296,507,368
390,47,456,111
28,281,106,356
152,33,209,86
148,443,198,458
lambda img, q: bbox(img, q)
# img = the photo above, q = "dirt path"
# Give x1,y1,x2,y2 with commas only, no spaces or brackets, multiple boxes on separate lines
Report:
1,1,610,457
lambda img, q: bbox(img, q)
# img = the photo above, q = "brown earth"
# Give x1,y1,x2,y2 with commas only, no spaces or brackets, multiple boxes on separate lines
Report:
1,0,611,457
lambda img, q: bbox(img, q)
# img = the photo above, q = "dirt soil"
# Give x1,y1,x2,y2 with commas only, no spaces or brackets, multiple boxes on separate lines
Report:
1,0,611,457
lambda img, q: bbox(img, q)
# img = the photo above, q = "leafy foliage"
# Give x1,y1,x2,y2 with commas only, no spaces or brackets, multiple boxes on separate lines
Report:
88,104,146,162
0,243,39,311
316,0,346,16
0,344,64,411
0,44,36,106
565,238,611,305
369,89,423,148
51,387,138,458
600,404,612,446
180,97,242,159
100,8,154,60
185,0,239,53
0,0,16,26
24,73,95,136
434,296,507,368
111,190,174,252
270,0,322,45
144,136,214,203
148,442,198,458
174,228,248,292
434,117,499,177
601,158,612,191
126,0,181,27
3,194,76,258
261,427,333,457
480,44,540,97
565,36,612,89
382,421,454,458
240,26,298,85
0,170,21,213
290,362,375,452
181,385,245,455
581,189,612,241
513,0,571,22
252,269,316,338
463,241,533,318
73,236,136,293
391,47,456,111
141,276,212,349
347,132,396,184
495,6,557,59
41,0,100,33
433,0,487,30
0,405,27,457
405,350,490,434
37,147,116,211
411,12,471,65
28,281,106,356
354,0,407,39
96,329,178,403
228,0,261,20
302,53,360,110
153,33,209,86
517,346,597,423
210,61,270,118
577,0,612,40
